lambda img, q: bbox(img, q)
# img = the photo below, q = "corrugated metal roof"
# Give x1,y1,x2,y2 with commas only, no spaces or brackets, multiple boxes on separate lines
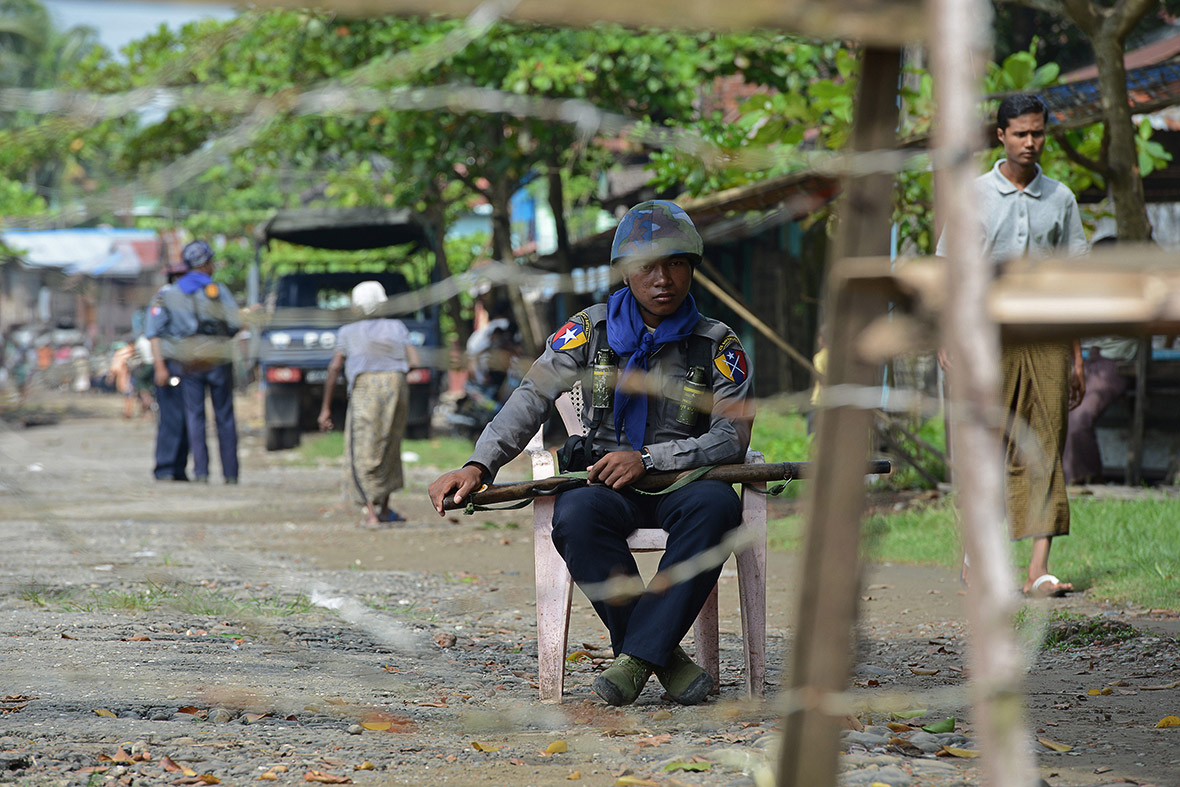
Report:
1,228,161,278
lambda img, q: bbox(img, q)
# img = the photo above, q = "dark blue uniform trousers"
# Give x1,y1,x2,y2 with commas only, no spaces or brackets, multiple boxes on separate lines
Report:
552,479,741,668
153,360,190,480
180,363,239,481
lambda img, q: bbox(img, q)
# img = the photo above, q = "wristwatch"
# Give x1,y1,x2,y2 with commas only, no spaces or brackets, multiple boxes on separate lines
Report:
639,447,655,471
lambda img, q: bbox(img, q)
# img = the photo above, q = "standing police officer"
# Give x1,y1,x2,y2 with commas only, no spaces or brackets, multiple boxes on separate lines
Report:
144,260,191,481
150,240,242,484
429,201,754,706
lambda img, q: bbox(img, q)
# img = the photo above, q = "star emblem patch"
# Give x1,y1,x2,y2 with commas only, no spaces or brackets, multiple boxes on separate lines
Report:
713,336,748,384
551,313,590,352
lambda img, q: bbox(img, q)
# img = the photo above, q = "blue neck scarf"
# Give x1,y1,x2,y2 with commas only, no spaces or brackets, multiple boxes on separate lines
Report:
606,288,700,450
177,270,212,295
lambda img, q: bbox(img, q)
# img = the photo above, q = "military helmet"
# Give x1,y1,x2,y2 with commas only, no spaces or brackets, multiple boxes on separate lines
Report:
610,200,703,266
182,239,214,269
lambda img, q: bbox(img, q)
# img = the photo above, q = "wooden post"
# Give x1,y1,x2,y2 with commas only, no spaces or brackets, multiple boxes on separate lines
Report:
1128,337,1149,486
777,46,900,787
931,0,1039,784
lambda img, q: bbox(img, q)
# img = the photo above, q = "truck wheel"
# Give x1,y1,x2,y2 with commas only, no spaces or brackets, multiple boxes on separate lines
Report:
266,426,301,451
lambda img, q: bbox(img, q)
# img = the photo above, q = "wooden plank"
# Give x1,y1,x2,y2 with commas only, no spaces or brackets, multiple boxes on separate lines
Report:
777,46,900,787
243,0,928,45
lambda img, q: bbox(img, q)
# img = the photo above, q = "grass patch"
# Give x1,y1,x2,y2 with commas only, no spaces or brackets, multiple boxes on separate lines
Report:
769,494,1180,612
17,581,313,618
296,431,474,470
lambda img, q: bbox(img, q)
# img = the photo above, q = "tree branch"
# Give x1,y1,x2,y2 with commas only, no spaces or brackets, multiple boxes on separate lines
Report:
1057,0,1103,35
996,0,1069,19
1053,129,1112,179
1110,0,1160,40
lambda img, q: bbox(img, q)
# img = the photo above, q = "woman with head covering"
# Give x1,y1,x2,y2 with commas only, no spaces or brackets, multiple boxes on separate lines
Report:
318,281,420,526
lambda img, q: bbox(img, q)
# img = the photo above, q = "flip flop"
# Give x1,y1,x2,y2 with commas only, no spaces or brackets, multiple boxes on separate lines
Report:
1026,573,1071,598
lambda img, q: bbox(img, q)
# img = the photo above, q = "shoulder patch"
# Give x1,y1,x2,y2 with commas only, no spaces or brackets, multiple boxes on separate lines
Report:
713,336,748,384
203,283,220,299
551,312,590,352
150,304,162,317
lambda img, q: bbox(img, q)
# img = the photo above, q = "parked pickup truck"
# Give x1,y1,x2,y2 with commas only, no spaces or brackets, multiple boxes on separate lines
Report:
254,209,441,451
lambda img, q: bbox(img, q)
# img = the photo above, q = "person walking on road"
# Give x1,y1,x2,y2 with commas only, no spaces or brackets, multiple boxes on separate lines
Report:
429,200,755,706
319,281,419,527
144,261,192,481
939,94,1087,597
150,240,243,484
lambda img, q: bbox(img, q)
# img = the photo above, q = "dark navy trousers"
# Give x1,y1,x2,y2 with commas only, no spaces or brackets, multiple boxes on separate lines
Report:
180,363,239,481
152,360,189,480
551,479,741,668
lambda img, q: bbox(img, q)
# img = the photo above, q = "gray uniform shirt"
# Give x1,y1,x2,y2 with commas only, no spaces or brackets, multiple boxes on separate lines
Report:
144,279,241,364
337,318,411,393
468,303,754,479
936,160,1087,265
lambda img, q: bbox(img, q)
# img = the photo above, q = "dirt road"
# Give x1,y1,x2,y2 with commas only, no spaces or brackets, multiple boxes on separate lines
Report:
1,391,1177,786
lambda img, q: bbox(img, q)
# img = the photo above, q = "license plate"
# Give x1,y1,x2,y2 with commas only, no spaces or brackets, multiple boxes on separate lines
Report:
304,369,328,383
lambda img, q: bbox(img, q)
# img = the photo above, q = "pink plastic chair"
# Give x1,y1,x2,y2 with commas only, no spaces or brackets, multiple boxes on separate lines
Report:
529,384,767,703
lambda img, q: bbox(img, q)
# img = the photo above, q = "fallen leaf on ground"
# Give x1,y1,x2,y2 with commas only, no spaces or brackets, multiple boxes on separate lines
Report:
544,740,568,754
176,706,201,715
110,748,133,763
566,650,592,662
842,714,864,731
940,746,981,758
1143,681,1180,690
60,633,76,640
635,734,672,748
471,742,501,752
910,668,940,676
615,778,658,786
664,761,711,772
890,709,927,720
93,708,116,718
1087,688,1113,696
886,722,913,733
1037,737,1073,752
359,711,414,732
509,758,526,766
243,713,269,723
257,774,278,781
921,718,955,734
303,770,351,784
1156,715,1180,728
567,771,581,780
354,762,375,771
126,635,151,642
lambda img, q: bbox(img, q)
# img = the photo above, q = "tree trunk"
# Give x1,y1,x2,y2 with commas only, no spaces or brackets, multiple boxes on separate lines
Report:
547,166,574,317
425,207,470,350
1093,25,1152,241
488,179,541,356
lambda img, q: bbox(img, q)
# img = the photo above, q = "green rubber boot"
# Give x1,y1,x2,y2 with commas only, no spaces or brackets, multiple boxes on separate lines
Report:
592,654,654,706
654,646,713,705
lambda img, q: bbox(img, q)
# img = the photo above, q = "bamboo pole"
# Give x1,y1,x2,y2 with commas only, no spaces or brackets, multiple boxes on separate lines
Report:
778,46,901,787
930,0,1038,784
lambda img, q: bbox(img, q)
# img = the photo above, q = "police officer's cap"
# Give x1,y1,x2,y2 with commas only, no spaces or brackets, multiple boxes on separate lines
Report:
182,240,215,269
610,200,703,267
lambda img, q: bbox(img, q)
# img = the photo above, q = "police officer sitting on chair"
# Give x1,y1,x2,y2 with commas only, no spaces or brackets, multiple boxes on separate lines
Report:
152,240,243,484
429,200,754,706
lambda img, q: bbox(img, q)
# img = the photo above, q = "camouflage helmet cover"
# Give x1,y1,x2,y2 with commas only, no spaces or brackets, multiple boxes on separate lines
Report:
610,200,703,266
182,239,214,269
